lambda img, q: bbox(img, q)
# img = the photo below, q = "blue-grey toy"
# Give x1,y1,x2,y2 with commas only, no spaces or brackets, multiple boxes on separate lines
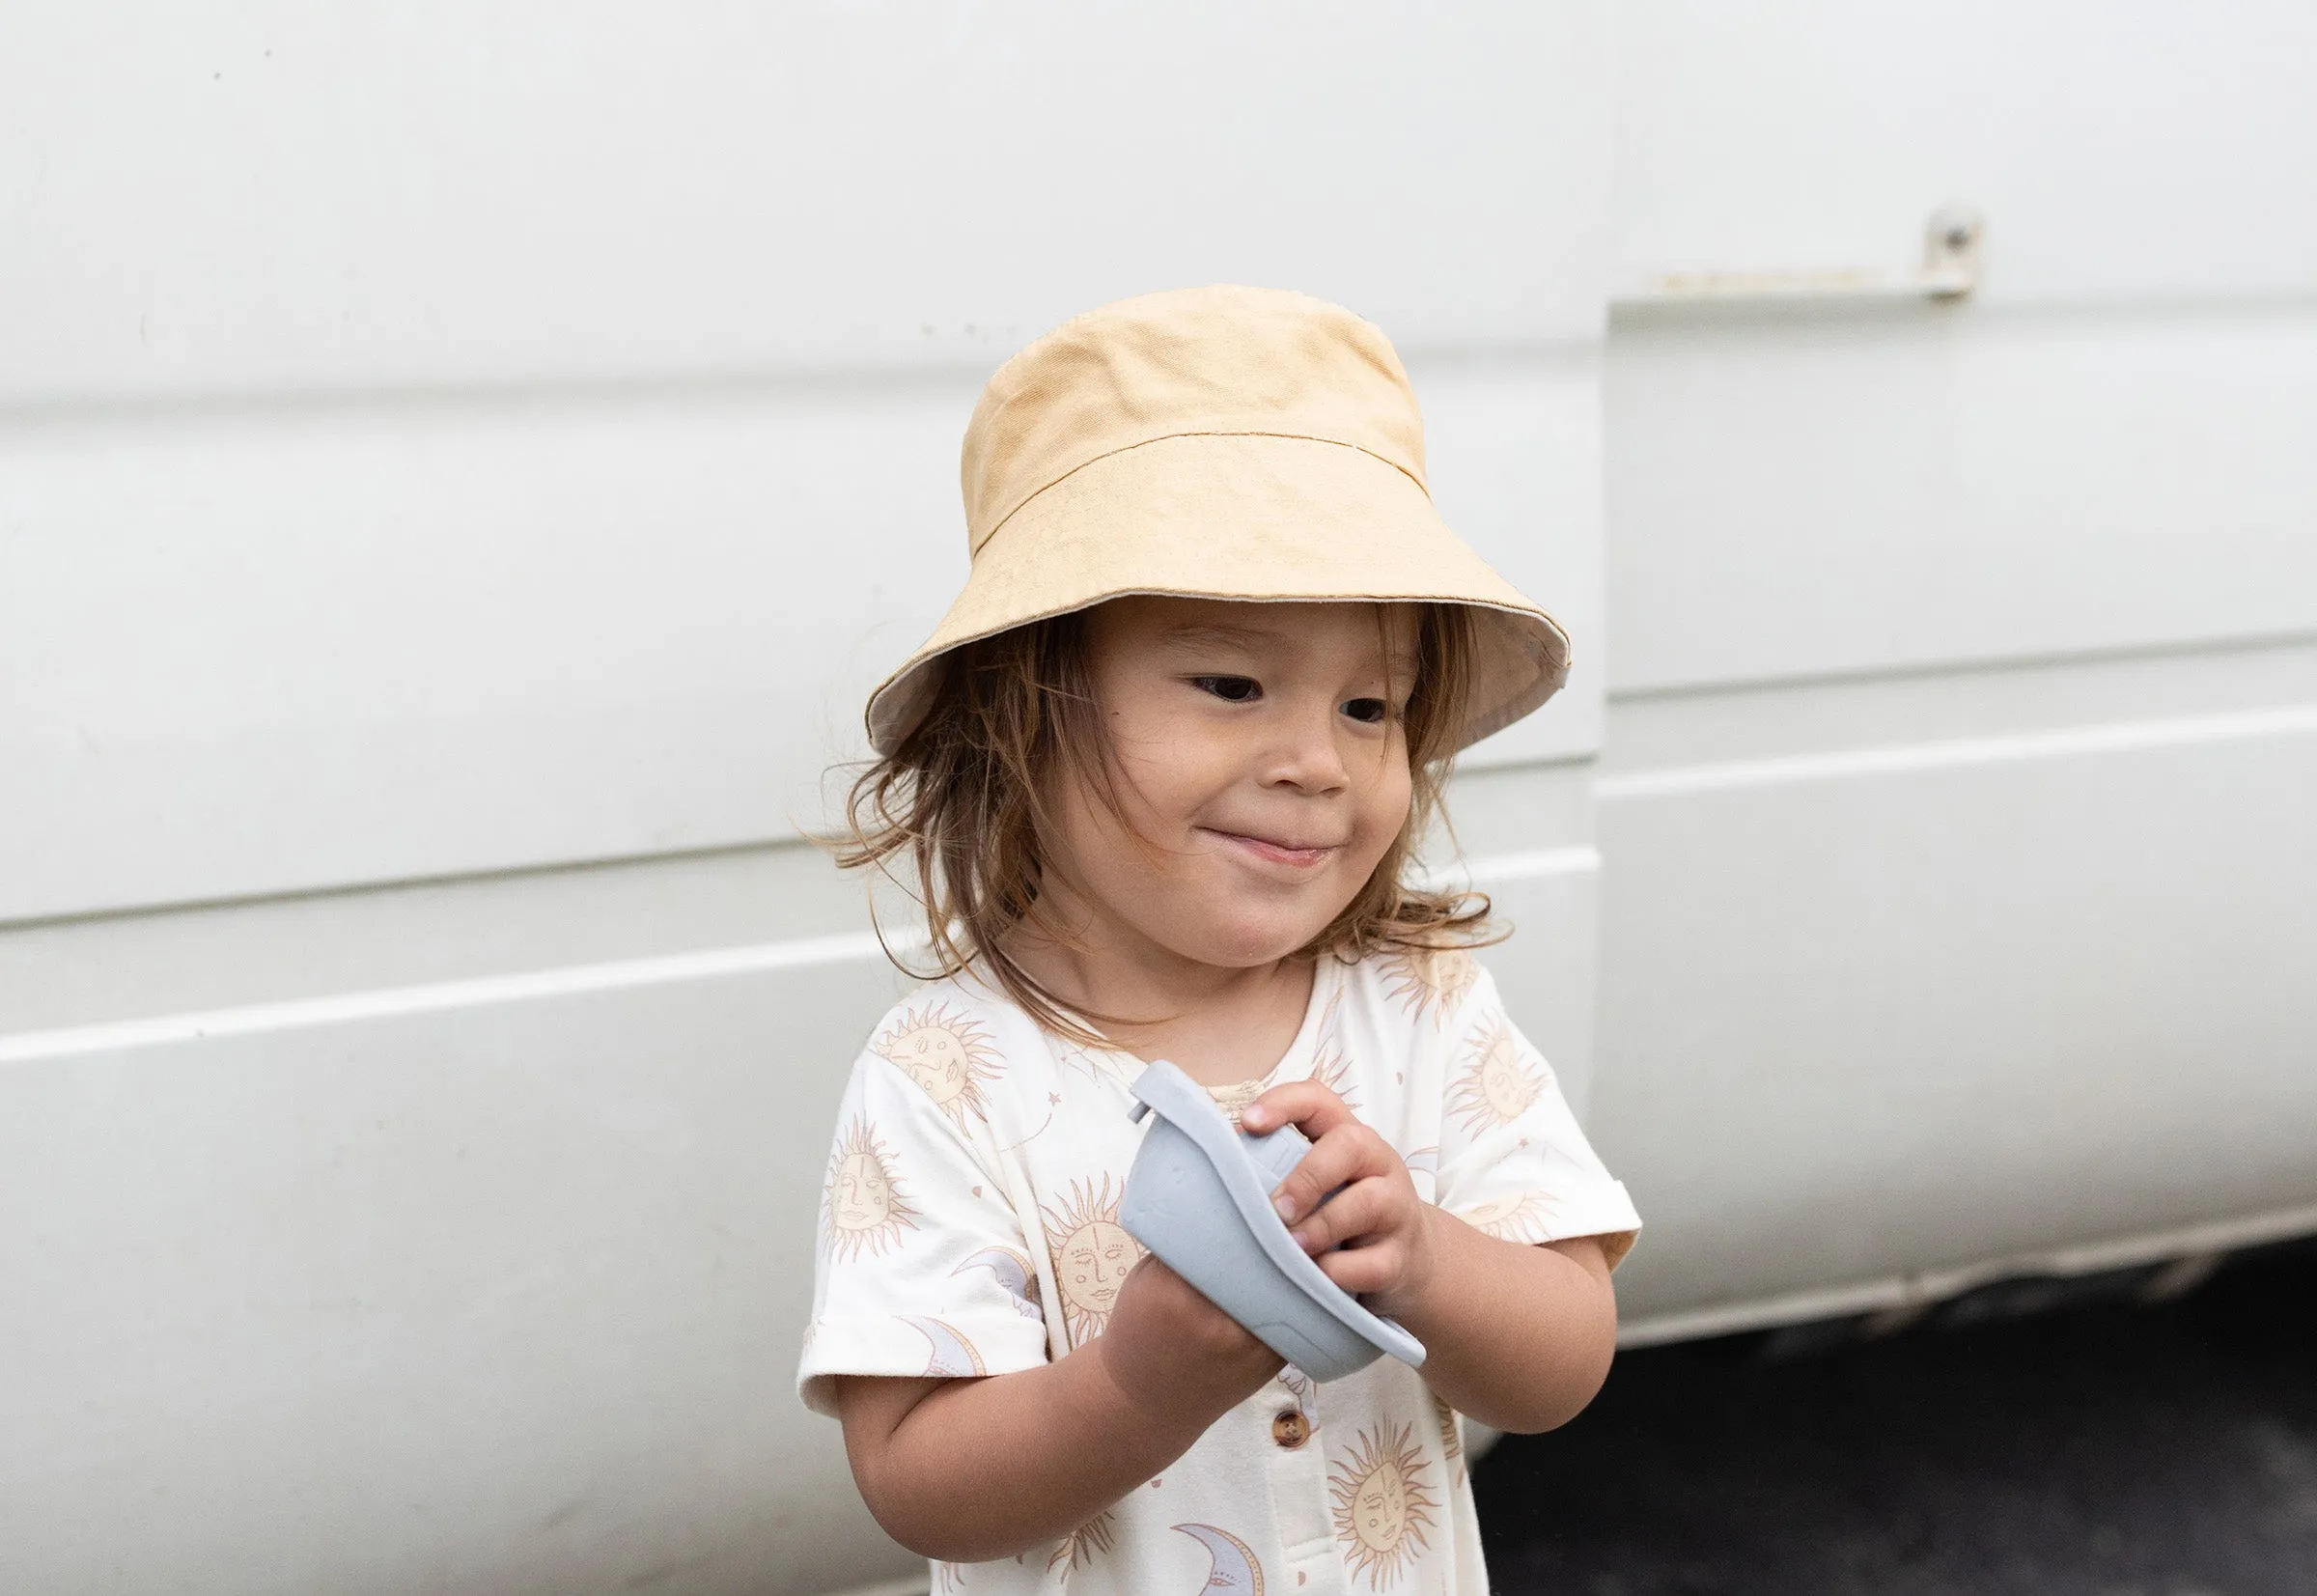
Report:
1119,1059,1426,1383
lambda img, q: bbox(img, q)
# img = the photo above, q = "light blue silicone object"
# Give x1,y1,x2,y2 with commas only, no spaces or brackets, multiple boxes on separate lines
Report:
1119,1060,1426,1383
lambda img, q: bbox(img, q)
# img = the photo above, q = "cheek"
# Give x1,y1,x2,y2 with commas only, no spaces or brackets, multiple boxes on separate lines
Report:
1350,753,1416,857
1048,742,1228,882
1108,724,1238,834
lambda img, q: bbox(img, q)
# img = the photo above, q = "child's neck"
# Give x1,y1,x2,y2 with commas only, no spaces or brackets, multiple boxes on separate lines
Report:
1005,911,1315,1089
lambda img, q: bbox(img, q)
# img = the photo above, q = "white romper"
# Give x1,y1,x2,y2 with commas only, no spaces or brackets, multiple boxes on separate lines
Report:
797,947,1641,1596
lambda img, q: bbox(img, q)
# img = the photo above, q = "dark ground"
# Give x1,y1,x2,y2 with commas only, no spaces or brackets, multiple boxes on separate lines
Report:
1477,1240,2317,1596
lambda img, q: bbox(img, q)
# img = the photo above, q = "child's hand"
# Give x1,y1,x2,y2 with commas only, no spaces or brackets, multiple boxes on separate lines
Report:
1242,1081,1440,1320
1096,1252,1284,1421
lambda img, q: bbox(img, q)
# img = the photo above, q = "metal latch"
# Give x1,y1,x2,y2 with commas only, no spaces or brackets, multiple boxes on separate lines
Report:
1616,203,1985,304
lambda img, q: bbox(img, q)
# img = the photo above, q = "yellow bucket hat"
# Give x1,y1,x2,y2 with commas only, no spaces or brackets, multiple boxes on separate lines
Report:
866,284,1571,755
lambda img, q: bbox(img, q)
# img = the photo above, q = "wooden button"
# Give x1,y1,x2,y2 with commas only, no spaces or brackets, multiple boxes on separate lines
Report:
1270,1408,1310,1448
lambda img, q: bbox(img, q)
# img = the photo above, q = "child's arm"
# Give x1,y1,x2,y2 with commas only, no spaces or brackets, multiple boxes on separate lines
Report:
834,1254,1283,1562
1244,1081,1620,1435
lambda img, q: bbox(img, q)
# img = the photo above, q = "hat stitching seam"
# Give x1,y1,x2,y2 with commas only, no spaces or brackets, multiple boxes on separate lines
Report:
972,430,1431,556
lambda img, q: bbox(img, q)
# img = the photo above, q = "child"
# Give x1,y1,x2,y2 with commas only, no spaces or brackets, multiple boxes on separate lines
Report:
800,286,1640,1594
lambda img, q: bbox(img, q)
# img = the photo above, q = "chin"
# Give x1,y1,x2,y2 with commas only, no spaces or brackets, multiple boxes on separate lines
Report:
1187,912,1335,969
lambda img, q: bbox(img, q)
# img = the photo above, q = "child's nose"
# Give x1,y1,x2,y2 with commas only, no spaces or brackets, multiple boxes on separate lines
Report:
1261,701,1353,793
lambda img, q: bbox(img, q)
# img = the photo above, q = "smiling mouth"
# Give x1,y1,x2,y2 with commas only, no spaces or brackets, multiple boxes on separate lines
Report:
1204,828,1343,868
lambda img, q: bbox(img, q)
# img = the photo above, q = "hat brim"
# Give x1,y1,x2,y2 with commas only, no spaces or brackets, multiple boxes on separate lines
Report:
867,432,1570,755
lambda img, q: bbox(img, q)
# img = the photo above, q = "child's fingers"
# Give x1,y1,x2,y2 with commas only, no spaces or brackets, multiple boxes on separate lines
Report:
1241,1079,1354,1138
1315,1238,1406,1297
1287,1175,1400,1254
1270,1123,1398,1227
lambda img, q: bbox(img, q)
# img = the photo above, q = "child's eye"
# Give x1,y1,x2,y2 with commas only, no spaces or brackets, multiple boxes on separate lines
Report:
1341,696,1390,724
1192,675,1262,703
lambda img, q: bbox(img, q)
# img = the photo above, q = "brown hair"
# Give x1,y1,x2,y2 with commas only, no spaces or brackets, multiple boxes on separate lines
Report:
835,602,1496,1043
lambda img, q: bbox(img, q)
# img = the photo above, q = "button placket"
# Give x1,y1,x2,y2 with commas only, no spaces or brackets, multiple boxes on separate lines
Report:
1267,1379,1340,1595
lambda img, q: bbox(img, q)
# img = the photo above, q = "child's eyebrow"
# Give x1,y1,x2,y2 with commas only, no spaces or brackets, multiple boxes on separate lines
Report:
1158,621,1290,650
1159,621,1420,683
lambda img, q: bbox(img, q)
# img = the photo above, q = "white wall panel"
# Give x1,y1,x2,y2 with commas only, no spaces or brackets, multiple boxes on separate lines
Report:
1,3,1611,402
1,354,1600,922
1410,352,1606,768
1615,0,2317,301
1589,700,2317,1323
0,946,919,1596
1605,300,2317,692
1591,0,2317,1334
0,379,963,921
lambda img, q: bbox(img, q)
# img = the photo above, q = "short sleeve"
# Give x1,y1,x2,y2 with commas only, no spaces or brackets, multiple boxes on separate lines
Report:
796,1034,1052,1416
1433,966,1641,1269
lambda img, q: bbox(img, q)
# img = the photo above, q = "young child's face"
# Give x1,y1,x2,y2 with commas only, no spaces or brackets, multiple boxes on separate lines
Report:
1047,596,1417,970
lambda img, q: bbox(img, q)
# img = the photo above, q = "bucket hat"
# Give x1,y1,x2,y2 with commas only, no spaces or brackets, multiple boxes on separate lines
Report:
866,284,1571,754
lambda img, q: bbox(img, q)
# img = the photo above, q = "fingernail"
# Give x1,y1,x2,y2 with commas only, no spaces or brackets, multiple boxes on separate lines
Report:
1273,1195,1297,1222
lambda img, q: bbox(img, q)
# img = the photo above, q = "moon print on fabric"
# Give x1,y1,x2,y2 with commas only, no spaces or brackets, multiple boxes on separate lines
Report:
1329,1421,1438,1589
1380,945,1476,1026
902,1315,987,1378
1432,1395,1466,1489
874,1002,1005,1129
1457,1190,1558,1244
953,1246,1045,1320
1276,1363,1315,1411
1174,1522,1265,1594
1047,1508,1116,1581
822,1116,918,1262
1040,1176,1143,1345
1447,1019,1545,1134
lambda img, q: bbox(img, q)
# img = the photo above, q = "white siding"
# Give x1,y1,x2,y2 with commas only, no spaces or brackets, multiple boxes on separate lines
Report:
1593,0,2317,1329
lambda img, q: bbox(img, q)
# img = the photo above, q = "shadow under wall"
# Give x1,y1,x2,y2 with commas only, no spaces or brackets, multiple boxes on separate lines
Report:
1477,1239,2317,1596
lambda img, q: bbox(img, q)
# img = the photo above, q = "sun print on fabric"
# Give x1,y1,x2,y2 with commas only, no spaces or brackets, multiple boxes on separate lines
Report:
1206,1074,1273,1127
1447,1018,1545,1134
875,1002,1005,1128
1047,1508,1116,1581
822,1116,917,1261
1380,945,1476,1026
1432,1395,1466,1489
1298,976,1360,1109
1040,1176,1143,1344
1328,1421,1438,1588
1173,1522,1265,1593
1310,1036,1361,1111
1458,1190,1559,1244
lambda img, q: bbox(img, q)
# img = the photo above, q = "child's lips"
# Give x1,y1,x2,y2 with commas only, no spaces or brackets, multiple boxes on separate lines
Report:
1206,828,1342,869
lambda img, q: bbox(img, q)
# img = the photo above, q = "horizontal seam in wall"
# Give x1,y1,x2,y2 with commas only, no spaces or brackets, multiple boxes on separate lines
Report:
1596,702,2317,802
0,928,909,1066
0,850,1597,1066
1421,845,1600,892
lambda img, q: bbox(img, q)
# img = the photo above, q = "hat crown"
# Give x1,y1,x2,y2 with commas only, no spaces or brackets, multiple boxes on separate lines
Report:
960,285,1429,555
